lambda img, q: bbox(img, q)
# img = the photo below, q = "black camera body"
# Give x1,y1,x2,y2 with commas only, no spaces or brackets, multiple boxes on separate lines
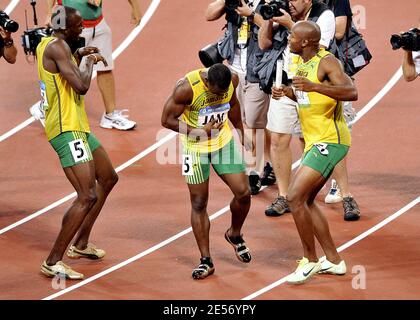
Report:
21,27,52,56
260,0,289,20
390,28,420,51
0,10,19,33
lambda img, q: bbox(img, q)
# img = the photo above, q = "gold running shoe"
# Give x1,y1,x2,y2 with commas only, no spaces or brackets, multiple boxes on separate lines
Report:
41,261,84,280
67,243,106,260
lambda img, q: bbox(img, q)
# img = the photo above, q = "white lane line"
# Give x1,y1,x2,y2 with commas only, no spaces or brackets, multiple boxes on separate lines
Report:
4,0,20,14
0,130,176,236
43,199,230,300
0,0,161,143
44,196,420,300
0,65,402,234
242,196,420,300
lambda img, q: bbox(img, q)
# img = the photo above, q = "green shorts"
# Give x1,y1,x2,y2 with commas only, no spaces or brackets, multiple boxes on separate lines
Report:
302,143,349,178
183,139,246,184
50,131,101,168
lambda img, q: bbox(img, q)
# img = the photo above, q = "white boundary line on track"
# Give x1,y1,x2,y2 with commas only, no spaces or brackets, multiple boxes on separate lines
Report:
42,66,406,299
0,67,403,235
242,196,420,300
0,0,161,142
4,0,20,14
44,196,420,300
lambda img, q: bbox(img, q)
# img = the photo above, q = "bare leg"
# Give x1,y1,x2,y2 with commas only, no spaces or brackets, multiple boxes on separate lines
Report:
97,70,116,114
188,180,211,258
287,165,326,262
219,172,251,237
73,146,118,249
331,157,351,197
270,132,292,197
46,161,97,265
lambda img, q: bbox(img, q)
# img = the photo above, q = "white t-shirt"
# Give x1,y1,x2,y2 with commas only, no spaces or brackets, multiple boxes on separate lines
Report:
412,51,420,75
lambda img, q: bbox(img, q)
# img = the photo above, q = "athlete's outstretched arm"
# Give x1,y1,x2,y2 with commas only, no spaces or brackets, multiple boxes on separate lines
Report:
292,55,358,101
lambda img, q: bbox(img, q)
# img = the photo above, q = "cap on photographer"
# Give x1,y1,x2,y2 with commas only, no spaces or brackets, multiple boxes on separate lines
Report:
0,10,18,64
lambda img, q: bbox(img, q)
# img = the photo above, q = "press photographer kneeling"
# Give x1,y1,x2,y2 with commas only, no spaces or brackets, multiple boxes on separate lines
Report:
391,25,420,82
0,10,18,64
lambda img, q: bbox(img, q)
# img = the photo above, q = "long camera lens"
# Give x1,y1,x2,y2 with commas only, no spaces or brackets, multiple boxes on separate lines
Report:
0,11,19,33
390,34,402,50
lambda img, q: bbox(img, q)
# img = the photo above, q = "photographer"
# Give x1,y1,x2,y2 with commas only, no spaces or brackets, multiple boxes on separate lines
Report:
0,23,17,64
258,0,335,217
321,0,361,222
402,49,420,82
205,0,275,196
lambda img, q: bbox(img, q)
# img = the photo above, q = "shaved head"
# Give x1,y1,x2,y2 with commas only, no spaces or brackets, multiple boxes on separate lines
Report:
293,21,321,45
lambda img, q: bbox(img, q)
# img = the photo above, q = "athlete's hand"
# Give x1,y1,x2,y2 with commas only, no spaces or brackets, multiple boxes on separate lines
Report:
292,76,316,92
87,53,108,67
203,119,223,138
77,46,100,58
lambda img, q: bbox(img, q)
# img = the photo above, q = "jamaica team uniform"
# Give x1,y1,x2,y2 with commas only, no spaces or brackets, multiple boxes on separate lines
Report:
181,69,245,184
295,49,351,178
37,37,101,168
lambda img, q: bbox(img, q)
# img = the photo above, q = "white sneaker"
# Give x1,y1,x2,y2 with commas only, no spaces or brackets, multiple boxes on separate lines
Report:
286,257,322,284
100,109,136,130
29,102,46,127
318,259,347,275
325,179,343,204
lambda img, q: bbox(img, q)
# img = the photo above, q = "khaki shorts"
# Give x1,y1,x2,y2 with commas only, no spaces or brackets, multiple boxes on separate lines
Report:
82,19,114,71
236,72,270,129
266,96,302,135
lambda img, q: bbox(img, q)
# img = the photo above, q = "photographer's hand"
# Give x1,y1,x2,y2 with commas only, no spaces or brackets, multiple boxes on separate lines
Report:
235,0,253,18
0,26,12,40
272,9,294,30
0,26,17,64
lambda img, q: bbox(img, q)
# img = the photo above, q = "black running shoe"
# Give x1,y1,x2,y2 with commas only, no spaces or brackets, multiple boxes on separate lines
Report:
249,171,261,195
343,196,361,221
261,162,276,186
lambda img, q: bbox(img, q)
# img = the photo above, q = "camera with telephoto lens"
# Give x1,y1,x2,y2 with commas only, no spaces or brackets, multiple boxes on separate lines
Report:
260,0,289,20
390,28,420,51
0,10,19,33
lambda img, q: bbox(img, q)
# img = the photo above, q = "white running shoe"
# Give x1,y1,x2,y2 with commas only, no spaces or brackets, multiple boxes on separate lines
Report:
318,260,347,275
325,179,343,204
286,257,322,284
100,109,137,130
29,102,46,127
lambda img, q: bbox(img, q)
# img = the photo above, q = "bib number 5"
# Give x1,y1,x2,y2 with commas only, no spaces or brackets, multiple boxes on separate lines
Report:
69,139,89,163
182,155,193,176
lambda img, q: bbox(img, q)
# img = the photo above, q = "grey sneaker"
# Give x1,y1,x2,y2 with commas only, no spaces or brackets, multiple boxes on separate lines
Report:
265,195,291,217
343,196,360,221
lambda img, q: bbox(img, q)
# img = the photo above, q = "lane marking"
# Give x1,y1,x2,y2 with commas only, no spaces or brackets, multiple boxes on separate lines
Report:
4,0,20,14
0,0,161,143
242,196,420,300
44,196,419,300
0,66,402,234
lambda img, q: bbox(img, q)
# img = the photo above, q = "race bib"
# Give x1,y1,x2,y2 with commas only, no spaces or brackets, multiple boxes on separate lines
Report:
182,155,193,176
295,90,310,106
69,139,89,163
314,143,329,156
87,0,102,7
39,81,49,111
198,103,230,127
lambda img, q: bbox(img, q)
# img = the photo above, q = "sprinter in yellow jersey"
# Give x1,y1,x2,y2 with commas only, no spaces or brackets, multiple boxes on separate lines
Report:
272,21,358,284
38,6,118,280
162,64,252,279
